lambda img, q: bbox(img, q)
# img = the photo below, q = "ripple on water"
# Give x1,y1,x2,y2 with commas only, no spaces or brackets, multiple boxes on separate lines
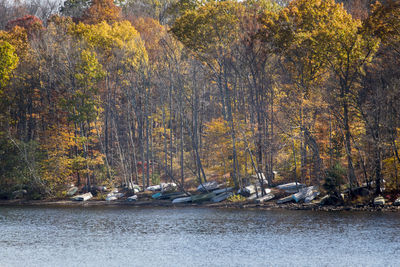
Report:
0,206,400,267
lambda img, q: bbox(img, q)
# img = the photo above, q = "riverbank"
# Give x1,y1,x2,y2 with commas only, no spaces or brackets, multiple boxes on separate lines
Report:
2,199,400,212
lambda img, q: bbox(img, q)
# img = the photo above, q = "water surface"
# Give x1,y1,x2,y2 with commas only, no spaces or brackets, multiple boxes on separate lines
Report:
0,206,399,266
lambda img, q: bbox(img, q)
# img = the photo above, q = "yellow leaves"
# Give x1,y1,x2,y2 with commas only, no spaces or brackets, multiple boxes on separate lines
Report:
0,26,28,60
171,0,244,60
71,20,148,70
0,40,19,87
204,116,256,176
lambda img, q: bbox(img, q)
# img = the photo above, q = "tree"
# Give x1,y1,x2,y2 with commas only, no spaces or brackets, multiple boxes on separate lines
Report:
260,0,379,191
0,40,18,88
81,0,121,24
171,1,246,187
6,15,43,38
60,0,92,20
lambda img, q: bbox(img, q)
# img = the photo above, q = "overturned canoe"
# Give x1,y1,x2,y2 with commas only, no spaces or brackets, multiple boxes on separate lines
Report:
292,186,315,203
277,195,294,204
106,196,117,201
152,192,162,199
146,185,161,191
212,192,233,203
106,192,124,201
166,193,188,200
72,192,93,201
238,185,256,197
172,196,192,204
305,191,320,203
255,193,275,203
191,192,217,203
159,192,186,200
127,195,138,202
276,182,305,193
212,187,233,195
248,191,273,201
240,186,271,198
247,193,258,201
197,181,219,192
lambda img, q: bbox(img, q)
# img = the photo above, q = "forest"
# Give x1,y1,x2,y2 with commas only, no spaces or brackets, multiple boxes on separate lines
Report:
0,0,399,200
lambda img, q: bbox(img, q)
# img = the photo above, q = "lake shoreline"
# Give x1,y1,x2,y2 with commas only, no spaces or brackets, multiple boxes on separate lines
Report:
1,199,400,212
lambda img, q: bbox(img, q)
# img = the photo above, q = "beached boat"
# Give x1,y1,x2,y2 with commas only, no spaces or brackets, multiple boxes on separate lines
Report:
276,182,305,193
211,192,233,203
197,181,219,192
304,191,320,203
247,193,257,200
255,193,275,203
373,196,385,206
394,197,400,206
152,192,162,199
159,192,186,200
146,185,161,191
106,196,117,201
212,187,233,195
165,192,187,200
238,185,256,197
191,192,217,203
127,195,138,202
277,195,294,204
72,192,93,201
293,186,315,203
106,192,124,201
172,196,192,204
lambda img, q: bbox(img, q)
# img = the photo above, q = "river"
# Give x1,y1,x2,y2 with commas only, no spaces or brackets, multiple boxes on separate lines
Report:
0,205,399,266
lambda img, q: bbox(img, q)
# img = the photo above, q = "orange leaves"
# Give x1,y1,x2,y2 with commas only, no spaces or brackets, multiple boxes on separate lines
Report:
81,0,122,25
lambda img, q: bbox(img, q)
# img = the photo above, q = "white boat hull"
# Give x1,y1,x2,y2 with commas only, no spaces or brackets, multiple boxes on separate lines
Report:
72,192,93,201
172,196,192,203
255,193,275,203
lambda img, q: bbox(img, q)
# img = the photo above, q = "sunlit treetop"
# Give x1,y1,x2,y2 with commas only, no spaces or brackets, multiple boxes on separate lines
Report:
81,0,122,24
71,20,148,69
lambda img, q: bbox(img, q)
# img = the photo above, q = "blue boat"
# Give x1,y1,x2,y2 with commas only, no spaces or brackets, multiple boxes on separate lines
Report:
152,192,162,199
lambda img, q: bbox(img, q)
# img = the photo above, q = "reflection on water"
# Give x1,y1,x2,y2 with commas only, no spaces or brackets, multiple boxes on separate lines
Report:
1,206,399,266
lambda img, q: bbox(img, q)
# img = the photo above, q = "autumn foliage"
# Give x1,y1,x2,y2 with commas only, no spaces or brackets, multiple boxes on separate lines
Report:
0,0,399,199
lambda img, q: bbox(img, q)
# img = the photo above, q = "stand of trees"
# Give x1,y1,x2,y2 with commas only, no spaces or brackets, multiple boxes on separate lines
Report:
0,0,399,198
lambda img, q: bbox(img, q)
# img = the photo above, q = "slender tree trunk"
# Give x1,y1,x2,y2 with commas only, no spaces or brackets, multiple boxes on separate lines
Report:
342,87,357,191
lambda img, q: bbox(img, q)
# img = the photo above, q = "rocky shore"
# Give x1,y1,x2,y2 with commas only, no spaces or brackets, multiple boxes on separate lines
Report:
1,198,400,212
